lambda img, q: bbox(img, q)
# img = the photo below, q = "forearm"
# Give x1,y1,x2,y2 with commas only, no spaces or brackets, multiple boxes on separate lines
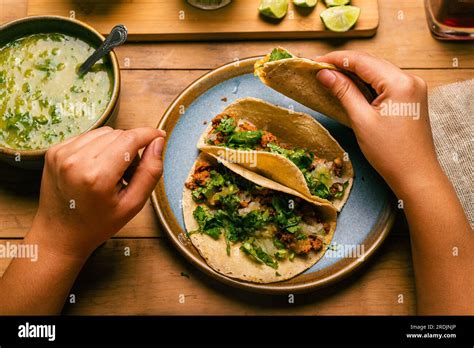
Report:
0,224,87,315
395,165,473,314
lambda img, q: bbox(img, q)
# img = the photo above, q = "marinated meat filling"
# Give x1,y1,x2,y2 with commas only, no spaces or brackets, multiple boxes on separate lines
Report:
205,113,349,201
186,161,330,269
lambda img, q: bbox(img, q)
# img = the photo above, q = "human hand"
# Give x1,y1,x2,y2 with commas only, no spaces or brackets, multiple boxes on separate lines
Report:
32,127,166,260
315,51,443,197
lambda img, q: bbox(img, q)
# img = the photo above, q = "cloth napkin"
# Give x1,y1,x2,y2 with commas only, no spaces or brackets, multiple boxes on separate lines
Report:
428,79,473,228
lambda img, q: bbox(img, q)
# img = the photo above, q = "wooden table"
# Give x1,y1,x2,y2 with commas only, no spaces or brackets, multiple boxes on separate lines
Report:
1,0,472,315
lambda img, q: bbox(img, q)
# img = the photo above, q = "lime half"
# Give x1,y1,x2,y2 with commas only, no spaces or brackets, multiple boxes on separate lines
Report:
324,0,350,6
320,5,360,32
259,0,289,19
293,0,318,8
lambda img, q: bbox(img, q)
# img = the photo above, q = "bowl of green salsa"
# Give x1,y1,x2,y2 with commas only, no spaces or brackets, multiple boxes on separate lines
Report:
0,16,120,168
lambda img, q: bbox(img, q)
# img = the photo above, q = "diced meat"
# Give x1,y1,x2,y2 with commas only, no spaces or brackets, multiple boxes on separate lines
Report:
276,232,323,255
194,160,211,173
332,157,343,177
193,170,210,186
293,235,323,254
294,239,313,254
184,181,197,190
277,232,296,245
330,183,343,196
239,200,249,208
238,121,258,131
322,222,331,234
207,131,225,145
185,160,211,189
260,131,279,147
309,156,324,171
310,236,323,251
211,111,235,126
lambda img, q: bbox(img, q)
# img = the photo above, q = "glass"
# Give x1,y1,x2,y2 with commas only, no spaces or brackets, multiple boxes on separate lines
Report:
186,0,232,10
425,0,474,40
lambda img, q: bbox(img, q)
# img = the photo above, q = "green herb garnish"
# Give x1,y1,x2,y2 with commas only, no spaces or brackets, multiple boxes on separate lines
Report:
269,48,293,62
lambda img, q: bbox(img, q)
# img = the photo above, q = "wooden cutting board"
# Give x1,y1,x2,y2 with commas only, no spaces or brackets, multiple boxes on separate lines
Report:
26,0,379,41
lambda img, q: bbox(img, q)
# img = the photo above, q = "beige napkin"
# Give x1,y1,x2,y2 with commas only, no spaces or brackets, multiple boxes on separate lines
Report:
428,79,473,228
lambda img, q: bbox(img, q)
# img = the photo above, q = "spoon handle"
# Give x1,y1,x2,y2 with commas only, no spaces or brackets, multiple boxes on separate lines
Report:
78,24,128,76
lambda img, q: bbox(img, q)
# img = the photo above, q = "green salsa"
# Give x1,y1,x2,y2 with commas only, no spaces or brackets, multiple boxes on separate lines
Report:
0,33,113,150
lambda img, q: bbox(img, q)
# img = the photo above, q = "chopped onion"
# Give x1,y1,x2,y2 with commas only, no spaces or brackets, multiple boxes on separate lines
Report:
300,222,324,236
254,237,278,256
238,201,261,215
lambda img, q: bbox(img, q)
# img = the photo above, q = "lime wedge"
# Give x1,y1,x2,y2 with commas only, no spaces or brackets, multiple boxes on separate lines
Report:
259,0,289,19
320,5,360,32
324,0,350,6
293,0,318,7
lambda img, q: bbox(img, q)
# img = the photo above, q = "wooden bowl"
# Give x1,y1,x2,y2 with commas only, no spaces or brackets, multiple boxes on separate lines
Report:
0,16,121,169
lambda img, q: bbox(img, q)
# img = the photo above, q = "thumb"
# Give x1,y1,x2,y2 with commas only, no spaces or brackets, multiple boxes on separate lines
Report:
316,69,372,126
120,136,165,215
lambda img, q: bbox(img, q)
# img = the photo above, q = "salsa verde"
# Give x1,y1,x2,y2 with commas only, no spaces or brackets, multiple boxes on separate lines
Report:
0,33,113,150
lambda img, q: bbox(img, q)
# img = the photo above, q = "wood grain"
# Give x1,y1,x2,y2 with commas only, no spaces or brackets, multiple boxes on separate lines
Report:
0,234,416,315
26,0,378,40
0,68,470,239
3,1,472,69
1,0,472,315
90,0,474,70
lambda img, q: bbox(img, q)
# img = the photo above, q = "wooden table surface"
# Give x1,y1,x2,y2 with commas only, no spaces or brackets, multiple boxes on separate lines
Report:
0,0,472,315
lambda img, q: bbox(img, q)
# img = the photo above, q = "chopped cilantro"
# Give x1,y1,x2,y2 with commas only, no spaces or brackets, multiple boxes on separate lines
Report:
241,241,278,269
267,143,313,170
269,48,293,62
189,163,317,269
227,130,263,149
333,181,350,199
272,196,302,233
314,182,331,199
216,116,236,134
192,206,222,239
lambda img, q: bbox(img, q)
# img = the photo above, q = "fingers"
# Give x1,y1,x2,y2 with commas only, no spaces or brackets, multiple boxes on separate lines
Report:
119,137,165,217
315,51,402,94
49,126,112,152
316,69,372,126
46,127,114,165
74,129,124,158
99,127,166,177
122,155,140,184
58,126,116,156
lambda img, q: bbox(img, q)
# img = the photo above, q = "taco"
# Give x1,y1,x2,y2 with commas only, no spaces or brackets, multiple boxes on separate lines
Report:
198,97,353,211
182,153,337,283
254,47,376,127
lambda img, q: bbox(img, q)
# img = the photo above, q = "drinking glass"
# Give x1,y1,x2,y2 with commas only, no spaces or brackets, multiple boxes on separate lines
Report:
425,0,474,40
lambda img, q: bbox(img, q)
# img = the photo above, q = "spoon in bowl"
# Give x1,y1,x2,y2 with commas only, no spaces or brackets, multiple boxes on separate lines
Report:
78,24,128,76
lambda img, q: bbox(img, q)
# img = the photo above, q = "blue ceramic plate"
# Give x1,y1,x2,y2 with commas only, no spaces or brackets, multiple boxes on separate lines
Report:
151,57,395,294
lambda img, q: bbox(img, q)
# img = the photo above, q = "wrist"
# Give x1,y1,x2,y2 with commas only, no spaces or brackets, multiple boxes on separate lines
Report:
388,162,448,202
29,213,93,263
